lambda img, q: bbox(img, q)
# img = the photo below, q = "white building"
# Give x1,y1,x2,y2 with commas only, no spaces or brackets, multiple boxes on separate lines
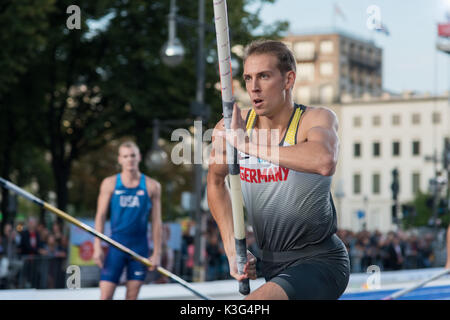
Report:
330,93,450,232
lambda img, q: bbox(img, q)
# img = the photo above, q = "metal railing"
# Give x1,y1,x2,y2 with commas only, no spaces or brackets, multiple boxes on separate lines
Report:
0,255,67,289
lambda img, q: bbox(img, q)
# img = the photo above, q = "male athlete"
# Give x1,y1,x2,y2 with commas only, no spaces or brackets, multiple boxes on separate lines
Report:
93,141,162,300
207,40,350,300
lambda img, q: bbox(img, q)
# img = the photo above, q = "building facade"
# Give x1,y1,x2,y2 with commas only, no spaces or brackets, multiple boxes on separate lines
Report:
332,94,450,232
282,30,383,105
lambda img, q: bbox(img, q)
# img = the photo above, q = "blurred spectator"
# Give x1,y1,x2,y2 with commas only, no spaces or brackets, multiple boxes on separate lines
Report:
51,222,67,248
19,217,42,255
350,240,364,273
334,228,438,273
38,234,67,289
2,223,19,260
39,234,67,258
37,222,49,245
206,230,225,281
180,221,194,281
417,235,433,268
386,234,405,270
152,224,174,284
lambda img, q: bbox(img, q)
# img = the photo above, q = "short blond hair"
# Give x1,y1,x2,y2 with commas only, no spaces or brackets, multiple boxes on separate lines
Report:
118,141,140,154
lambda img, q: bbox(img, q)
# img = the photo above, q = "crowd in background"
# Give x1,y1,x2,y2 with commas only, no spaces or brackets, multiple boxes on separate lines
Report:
0,215,446,289
0,217,68,289
336,229,437,273
179,220,443,281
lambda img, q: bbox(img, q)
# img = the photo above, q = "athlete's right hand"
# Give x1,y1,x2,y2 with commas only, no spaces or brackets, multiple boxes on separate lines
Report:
93,246,104,269
228,251,257,281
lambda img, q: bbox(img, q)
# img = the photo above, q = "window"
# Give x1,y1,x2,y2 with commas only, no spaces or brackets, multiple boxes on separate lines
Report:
354,143,361,157
297,63,315,81
393,141,401,156
353,174,361,194
372,115,381,126
296,86,310,104
392,114,401,126
412,173,421,194
353,116,362,127
319,84,333,103
373,142,381,157
412,113,420,125
320,62,333,76
372,173,381,194
320,40,334,54
432,112,441,124
293,42,315,60
412,140,420,156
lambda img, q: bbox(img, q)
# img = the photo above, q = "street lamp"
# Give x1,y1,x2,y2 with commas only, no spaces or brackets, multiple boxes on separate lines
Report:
161,0,207,282
161,0,185,67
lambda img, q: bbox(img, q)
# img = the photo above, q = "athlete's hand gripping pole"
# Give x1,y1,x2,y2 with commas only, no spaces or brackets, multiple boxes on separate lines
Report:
0,177,211,300
213,0,250,296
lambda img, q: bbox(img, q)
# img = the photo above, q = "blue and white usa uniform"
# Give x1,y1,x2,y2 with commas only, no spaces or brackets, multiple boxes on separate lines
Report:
100,174,152,283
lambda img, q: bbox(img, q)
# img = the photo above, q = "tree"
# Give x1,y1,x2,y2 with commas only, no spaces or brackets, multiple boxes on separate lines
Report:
402,191,450,229
1,0,288,224
0,0,54,229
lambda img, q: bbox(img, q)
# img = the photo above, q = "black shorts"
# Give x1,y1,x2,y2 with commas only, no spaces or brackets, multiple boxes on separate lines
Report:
261,235,350,300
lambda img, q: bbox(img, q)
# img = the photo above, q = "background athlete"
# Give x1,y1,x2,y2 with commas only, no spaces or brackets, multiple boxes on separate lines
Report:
93,141,162,300
207,40,350,300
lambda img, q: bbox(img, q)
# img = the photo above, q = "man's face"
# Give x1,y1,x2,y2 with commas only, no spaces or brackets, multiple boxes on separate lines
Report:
243,53,294,116
28,219,37,232
118,146,141,171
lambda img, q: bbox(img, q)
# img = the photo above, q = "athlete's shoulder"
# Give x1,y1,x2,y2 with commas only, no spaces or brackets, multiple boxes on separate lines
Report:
100,175,117,193
302,106,338,129
101,175,117,190
145,176,161,198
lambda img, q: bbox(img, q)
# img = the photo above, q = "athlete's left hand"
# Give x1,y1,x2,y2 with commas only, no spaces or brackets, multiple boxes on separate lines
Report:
148,253,161,271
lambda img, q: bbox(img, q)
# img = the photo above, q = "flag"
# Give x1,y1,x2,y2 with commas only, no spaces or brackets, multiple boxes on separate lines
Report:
375,22,390,36
334,3,346,21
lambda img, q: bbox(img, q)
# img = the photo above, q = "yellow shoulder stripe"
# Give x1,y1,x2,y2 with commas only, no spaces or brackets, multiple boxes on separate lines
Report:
246,109,257,135
285,107,303,145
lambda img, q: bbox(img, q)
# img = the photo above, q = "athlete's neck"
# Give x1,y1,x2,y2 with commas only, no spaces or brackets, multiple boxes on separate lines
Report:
121,170,140,182
257,100,294,131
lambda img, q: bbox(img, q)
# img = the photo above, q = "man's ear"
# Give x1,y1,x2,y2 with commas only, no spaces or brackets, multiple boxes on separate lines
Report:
285,70,296,90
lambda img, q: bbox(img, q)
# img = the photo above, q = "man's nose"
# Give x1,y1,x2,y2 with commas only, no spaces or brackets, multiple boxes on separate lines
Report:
250,78,261,92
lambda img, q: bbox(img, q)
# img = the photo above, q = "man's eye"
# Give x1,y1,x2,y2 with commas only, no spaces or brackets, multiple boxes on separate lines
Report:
260,74,269,79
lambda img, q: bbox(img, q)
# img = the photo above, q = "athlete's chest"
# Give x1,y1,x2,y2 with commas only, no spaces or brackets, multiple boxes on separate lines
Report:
113,189,147,208
238,148,291,184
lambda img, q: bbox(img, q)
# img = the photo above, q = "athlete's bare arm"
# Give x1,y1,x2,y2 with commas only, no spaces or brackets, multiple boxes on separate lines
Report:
147,177,162,271
94,176,115,268
225,104,339,176
207,110,256,281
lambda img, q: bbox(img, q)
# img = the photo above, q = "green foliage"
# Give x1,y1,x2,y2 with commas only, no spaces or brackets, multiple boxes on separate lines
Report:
0,0,55,95
0,0,288,220
402,191,450,229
